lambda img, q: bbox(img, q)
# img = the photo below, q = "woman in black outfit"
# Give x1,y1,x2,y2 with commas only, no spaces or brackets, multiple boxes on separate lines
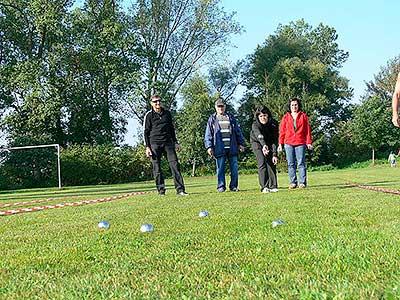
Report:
250,105,279,193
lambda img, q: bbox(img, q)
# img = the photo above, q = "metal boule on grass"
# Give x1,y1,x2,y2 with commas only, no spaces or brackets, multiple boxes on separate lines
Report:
97,220,110,229
140,223,154,233
198,210,209,218
271,219,286,228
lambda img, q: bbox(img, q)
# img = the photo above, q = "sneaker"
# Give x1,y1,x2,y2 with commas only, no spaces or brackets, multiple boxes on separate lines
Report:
269,188,279,192
177,191,189,196
217,187,226,193
288,183,297,189
262,187,270,193
230,188,239,192
298,184,306,189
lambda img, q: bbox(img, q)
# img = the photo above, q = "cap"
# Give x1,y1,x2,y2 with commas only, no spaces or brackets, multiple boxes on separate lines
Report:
215,99,225,106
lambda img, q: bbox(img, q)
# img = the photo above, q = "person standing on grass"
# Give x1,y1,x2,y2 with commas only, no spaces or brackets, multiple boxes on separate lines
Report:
277,97,312,189
391,72,400,127
204,98,245,192
388,151,396,167
143,95,188,196
250,105,279,193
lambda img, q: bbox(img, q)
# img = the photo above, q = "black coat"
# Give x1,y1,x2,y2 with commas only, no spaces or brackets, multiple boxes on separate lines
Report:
143,108,178,146
250,118,279,157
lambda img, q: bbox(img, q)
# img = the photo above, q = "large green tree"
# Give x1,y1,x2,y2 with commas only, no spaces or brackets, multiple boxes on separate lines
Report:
0,0,73,146
240,20,352,165
0,0,139,146
176,74,216,176
62,0,139,144
128,0,242,122
350,55,400,163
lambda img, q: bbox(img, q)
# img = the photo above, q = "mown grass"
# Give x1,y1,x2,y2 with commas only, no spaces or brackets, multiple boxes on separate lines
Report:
1,166,400,299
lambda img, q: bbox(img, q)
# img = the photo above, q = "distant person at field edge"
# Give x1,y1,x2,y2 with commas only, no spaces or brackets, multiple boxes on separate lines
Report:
143,95,188,196
204,99,245,192
250,105,279,193
277,97,312,189
391,72,400,127
388,151,396,167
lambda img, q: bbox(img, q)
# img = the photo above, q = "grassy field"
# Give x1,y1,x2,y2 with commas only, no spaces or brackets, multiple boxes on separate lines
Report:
1,166,400,299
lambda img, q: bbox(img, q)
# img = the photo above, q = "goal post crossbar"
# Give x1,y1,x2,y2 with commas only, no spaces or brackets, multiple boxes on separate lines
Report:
1,144,61,189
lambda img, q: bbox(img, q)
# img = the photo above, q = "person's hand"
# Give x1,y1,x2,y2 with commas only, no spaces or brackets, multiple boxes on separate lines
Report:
239,145,245,152
262,145,269,156
393,114,400,127
277,144,283,152
207,148,214,156
307,144,313,150
272,156,278,165
145,147,152,157
175,143,182,152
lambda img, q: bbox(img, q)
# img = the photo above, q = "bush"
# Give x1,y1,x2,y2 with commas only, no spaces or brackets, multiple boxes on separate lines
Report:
0,147,58,190
61,144,152,186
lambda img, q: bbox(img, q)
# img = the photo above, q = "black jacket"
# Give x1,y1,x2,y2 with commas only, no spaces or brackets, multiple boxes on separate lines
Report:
250,118,279,157
143,108,178,146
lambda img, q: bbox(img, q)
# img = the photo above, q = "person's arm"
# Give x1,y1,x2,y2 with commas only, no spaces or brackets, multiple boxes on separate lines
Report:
204,116,214,155
251,122,266,147
167,111,179,144
277,115,286,152
392,72,400,127
143,111,152,157
232,115,245,151
271,120,279,156
304,114,312,147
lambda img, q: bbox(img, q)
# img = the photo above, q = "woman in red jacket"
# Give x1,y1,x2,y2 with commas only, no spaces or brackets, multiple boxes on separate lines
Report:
277,98,312,189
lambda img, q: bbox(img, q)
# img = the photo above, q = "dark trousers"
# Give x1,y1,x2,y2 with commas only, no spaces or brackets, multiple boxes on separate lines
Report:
253,147,277,190
150,143,185,193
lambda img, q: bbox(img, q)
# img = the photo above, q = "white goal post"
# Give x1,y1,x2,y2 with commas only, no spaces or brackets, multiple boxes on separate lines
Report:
2,144,61,189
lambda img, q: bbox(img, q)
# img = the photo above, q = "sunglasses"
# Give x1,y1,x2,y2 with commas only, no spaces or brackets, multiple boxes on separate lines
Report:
151,100,161,103
217,105,225,108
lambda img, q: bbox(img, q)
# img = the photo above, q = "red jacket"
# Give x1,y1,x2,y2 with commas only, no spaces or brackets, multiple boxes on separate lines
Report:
279,111,312,146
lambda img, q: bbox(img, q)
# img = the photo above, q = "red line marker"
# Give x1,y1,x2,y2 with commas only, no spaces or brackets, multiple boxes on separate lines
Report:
0,195,85,208
346,183,400,195
0,191,152,216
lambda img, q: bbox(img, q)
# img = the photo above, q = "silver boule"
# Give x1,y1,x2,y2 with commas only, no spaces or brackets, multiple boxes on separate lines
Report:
271,219,286,228
198,210,209,218
140,223,154,233
97,220,110,229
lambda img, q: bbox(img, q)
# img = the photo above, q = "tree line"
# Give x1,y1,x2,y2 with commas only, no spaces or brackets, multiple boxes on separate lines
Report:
0,0,399,189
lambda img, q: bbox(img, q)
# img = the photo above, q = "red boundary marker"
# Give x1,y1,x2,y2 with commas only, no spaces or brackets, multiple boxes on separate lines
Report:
346,183,400,195
0,195,85,208
0,191,152,216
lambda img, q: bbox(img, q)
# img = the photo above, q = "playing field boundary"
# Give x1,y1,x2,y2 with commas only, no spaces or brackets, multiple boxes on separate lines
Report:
346,183,400,195
0,191,152,216
0,195,85,208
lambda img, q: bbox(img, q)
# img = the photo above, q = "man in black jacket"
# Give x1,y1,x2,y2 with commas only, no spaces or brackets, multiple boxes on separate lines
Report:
143,95,188,196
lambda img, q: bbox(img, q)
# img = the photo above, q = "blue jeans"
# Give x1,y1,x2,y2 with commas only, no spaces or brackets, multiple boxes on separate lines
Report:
284,144,307,186
215,153,238,191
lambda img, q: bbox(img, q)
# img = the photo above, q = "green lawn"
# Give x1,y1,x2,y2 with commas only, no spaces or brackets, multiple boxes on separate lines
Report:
1,166,400,299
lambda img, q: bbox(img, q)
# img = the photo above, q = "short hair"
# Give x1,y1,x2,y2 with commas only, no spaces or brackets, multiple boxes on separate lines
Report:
215,98,225,106
150,94,161,101
286,97,302,112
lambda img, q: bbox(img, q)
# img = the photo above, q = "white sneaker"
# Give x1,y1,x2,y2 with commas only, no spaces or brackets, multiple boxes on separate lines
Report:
262,187,270,193
269,188,279,192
